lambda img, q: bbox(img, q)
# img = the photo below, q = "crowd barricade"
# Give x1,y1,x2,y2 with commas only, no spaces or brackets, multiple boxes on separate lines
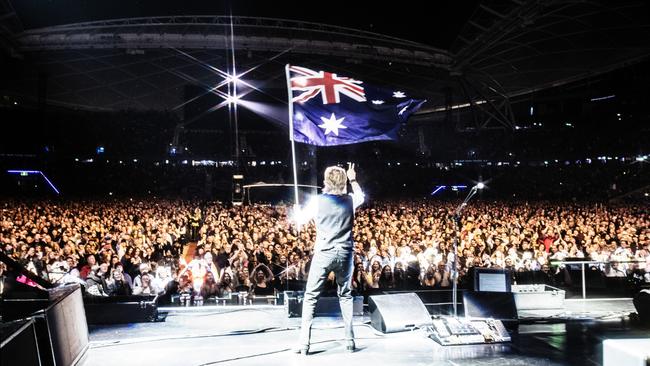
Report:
170,293,237,306
200,293,239,306
103,260,649,307
169,292,279,306
246,295,277,305
548,259,646,298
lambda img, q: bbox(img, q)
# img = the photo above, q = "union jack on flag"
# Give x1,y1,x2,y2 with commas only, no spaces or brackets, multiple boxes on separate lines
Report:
289,65,366,104
286,64,426,146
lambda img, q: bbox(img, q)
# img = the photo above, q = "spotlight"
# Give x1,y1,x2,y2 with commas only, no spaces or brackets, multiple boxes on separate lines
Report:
226,95,240,106
476,182,485,190
228,74,240,84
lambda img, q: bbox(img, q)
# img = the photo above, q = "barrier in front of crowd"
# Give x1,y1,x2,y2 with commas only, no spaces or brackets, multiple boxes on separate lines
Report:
549,259,647,299
171,292,278,306
117,259,649,309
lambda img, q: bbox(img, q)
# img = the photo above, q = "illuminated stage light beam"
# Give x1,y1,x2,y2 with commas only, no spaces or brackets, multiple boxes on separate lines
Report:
172,45,298,113
174,47,255,93
7,170,60,194
168,70,232,112
226,94,240,106
431,185,446,196
171,69,274,117
235,99,288,128
173,45,294,106
471,179,491,190
180,99,231,126
236,47,294,79
167,48,239,111
169,47,230,79
170,44,297,125
230,76,289,105
228,47,296,102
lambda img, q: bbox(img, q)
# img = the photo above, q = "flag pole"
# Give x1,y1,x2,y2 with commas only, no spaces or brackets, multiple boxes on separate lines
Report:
285,64,300,207
285,64,301,295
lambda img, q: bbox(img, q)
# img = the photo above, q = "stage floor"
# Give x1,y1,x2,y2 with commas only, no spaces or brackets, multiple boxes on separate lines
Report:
82,298,647,366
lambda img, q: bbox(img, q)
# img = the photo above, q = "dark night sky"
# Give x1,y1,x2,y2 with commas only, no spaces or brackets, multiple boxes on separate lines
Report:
11,0,479,49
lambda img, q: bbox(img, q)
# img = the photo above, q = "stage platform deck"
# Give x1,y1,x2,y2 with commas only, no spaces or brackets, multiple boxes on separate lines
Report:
81,298,647,366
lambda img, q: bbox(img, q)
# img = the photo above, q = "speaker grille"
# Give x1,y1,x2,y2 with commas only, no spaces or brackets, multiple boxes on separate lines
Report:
369,293,432,333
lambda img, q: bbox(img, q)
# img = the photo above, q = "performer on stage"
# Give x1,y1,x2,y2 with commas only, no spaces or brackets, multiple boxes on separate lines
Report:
293,163,365,355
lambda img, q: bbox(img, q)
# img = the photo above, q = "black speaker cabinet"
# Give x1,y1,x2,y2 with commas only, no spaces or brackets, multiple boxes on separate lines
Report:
84,295,161,324
463,291,519,330
368,293,432,333
0,319,41,366
284,291,363,318
0,284,89,366
634,289,650,324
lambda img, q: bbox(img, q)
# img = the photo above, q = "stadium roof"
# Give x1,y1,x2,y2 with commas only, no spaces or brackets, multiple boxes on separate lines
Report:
1,0,650,128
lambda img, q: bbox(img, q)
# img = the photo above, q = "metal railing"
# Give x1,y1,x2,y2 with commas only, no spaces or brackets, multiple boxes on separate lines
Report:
549,259,646,299
171,292,278,306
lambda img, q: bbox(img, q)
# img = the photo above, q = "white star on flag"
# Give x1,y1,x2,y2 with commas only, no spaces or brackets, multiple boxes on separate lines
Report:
393,91,406,98
372,100,385,105
398,105,409,115
318,113,347,136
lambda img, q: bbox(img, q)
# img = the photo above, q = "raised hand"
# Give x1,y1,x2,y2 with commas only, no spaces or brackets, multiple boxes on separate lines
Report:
346,162,356,181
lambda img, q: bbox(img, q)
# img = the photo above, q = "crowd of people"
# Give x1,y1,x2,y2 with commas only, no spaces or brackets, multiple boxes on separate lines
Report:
1,199,648,303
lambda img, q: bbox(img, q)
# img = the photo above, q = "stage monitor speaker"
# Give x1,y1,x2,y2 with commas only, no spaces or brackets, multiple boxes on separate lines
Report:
84,295,162,324
463,291,519,329
284,292,364,318
0,256,89,366
368,293,432,333
2,285,90,366
44,285,89,366
0,319,42,366
633,289,650,324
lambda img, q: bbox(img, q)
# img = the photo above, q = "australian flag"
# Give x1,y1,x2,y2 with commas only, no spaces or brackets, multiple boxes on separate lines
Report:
287,65,426,146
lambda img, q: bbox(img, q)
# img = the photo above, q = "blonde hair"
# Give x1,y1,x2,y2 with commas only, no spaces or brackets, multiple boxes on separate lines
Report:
322,166,347,195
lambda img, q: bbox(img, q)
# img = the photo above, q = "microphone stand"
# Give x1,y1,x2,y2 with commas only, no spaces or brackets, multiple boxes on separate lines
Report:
451,185,481,318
